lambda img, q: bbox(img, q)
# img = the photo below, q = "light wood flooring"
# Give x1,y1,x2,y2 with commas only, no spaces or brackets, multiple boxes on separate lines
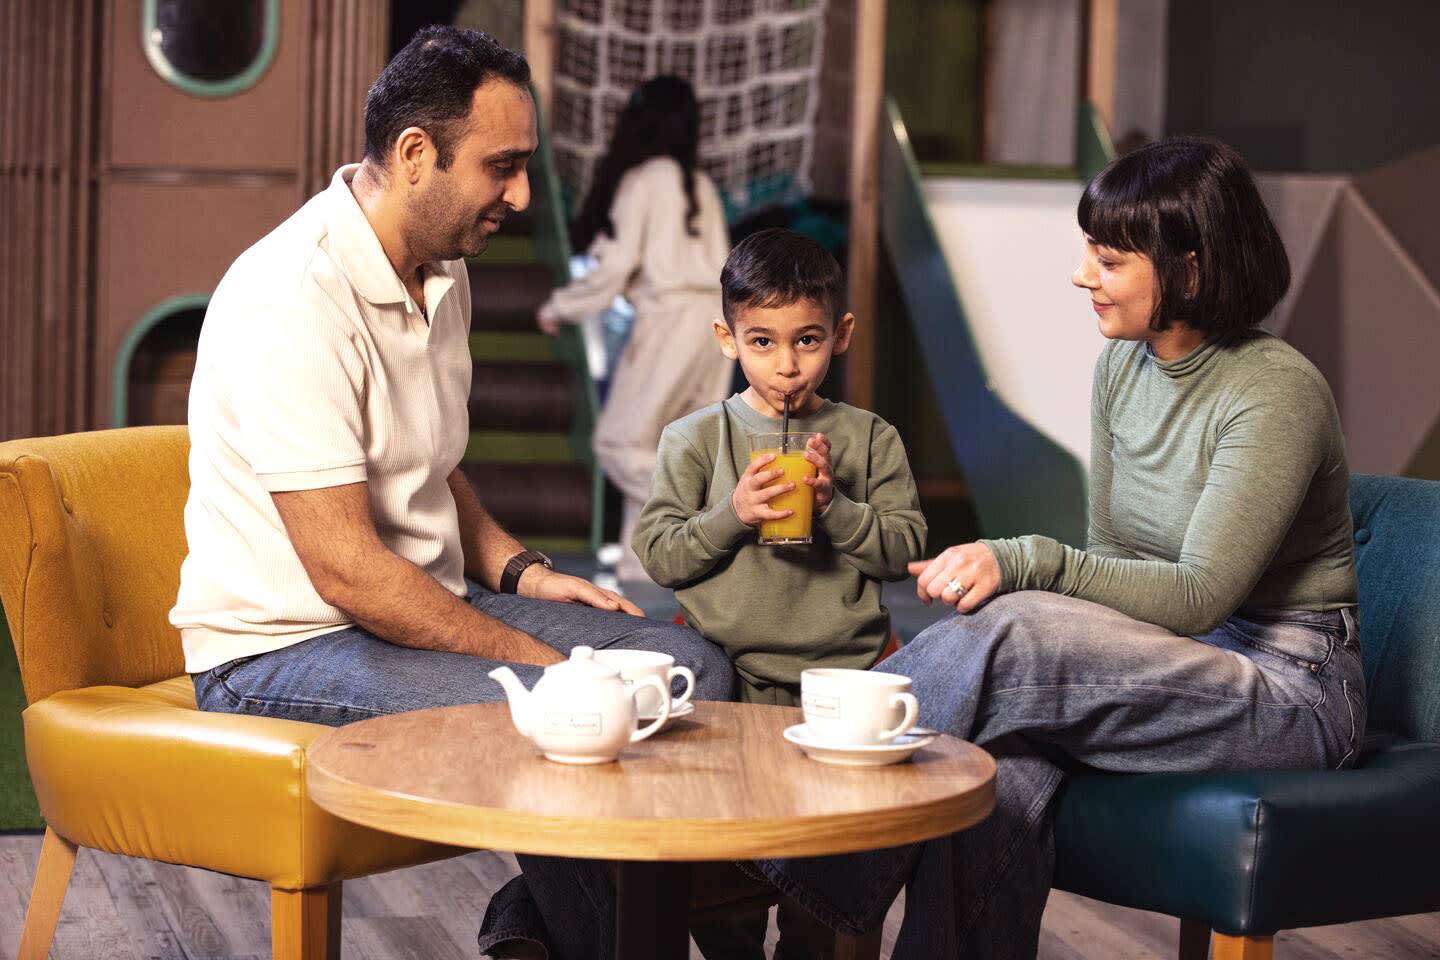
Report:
2,834,1437,958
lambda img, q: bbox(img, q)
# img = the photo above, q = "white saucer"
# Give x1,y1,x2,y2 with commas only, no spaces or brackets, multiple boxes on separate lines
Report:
782,723,938,766
639,700,696,725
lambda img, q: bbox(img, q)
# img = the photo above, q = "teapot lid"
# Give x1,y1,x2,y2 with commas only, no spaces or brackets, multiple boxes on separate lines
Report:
544,645,619,680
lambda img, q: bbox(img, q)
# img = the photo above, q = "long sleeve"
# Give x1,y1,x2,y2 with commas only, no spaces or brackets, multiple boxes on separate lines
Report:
540,169,649,324
632,422,751,588
815,423,927,580
983,341,1351,637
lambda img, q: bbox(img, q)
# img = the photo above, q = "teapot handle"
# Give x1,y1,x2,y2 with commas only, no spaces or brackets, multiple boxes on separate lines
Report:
629,676,671,743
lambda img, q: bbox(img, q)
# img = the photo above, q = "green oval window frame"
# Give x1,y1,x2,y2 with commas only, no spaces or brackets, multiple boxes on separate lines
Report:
113,292,210,428
141,0,279,98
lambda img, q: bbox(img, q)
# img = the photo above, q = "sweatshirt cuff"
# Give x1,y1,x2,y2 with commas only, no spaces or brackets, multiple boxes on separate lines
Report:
815,489,867,546
980,535,1065,593
696,496,753,553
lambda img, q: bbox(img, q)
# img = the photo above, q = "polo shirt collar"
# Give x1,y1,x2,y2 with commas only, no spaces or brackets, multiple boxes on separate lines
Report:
324,164,410,306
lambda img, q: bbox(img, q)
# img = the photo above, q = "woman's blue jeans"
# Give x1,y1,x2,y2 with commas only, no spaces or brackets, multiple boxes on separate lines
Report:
479,591,1363,960
750,592,1365,960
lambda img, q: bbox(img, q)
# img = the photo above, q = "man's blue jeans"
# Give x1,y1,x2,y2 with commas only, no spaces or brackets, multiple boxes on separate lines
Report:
750,592,1365,960
191,581,735,959
192,581,735,723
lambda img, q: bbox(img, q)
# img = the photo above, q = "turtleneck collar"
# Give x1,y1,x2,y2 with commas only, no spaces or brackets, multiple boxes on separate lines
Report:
1148,330,1240,380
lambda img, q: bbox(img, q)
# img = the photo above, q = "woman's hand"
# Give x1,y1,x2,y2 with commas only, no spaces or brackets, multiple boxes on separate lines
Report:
908,543,1001,613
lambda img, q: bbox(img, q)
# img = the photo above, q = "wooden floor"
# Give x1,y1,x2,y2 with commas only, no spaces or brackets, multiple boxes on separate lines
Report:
2,835,1438,958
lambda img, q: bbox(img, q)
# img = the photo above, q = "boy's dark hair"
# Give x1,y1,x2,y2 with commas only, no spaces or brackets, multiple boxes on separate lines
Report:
721,228,844,327
1078,135,1290,333
363,26,530,171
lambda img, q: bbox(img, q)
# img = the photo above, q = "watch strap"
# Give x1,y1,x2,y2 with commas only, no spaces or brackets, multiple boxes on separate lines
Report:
500,549,552,594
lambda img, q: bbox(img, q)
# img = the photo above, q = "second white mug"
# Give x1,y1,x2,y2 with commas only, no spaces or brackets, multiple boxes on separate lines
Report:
593,648,696,719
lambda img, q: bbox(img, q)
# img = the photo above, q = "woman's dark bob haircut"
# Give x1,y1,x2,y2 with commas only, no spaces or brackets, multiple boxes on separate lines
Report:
1078,136,1289,333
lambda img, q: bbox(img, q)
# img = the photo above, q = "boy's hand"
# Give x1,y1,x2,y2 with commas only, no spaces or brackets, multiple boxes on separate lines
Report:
732,453,794,527
802,433,835,514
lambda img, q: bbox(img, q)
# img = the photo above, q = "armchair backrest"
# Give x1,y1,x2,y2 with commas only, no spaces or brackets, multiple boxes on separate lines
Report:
1349,473,1440,742
0,426,190,704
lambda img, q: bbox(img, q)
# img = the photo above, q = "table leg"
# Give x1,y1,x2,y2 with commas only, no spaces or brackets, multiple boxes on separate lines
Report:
614,860,693,960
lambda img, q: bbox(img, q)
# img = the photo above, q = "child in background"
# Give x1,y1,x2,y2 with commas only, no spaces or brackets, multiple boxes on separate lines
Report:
537,76,733,583
633,226,927,957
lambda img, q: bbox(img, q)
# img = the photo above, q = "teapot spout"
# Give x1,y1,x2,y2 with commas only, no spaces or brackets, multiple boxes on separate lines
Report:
487,666,532,736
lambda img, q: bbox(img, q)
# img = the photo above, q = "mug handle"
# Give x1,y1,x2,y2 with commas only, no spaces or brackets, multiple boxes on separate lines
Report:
629,676,671,742
879,692,918,741
667,665,696,708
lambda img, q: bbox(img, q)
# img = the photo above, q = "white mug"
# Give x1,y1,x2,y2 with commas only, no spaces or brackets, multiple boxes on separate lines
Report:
593,649,695,719
800,668,919,745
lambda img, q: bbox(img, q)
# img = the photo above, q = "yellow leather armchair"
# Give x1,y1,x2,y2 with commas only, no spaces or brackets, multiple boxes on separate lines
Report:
0,426,461,960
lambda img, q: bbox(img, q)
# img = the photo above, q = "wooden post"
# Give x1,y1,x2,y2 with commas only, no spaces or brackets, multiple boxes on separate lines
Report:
524,0,557,125
1085,0,1118,133
847,0,886,411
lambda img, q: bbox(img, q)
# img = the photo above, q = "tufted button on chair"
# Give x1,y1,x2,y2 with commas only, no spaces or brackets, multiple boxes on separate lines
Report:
0,427,463,960
1051,474,1440,959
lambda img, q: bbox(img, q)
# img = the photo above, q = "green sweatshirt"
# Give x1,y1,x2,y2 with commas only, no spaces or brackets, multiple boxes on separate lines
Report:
984,329,1356,637
634,395,927,697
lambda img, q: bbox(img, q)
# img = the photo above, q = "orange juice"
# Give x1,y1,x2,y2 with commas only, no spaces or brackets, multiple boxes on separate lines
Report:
749,440,818,544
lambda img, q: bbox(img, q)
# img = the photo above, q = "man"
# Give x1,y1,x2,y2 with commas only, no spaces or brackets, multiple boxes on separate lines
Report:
171,18,731,829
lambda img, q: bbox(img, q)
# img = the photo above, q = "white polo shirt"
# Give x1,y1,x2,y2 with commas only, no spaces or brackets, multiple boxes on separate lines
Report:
171,165,473,673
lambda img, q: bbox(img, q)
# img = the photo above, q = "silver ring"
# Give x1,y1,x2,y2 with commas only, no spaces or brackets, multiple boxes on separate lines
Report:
946,577,967,597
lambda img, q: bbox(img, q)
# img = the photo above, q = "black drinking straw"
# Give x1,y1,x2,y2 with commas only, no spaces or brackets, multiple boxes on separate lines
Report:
781,393,791,452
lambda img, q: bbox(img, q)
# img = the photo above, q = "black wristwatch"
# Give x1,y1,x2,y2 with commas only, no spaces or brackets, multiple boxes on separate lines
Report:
500,549,552,594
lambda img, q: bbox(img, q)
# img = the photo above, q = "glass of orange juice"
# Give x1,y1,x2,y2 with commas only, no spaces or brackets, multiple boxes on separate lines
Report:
748,432,818,544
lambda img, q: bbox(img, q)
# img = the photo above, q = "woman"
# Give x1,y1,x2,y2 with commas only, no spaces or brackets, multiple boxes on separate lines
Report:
755,135,1365,958
537,76,732,582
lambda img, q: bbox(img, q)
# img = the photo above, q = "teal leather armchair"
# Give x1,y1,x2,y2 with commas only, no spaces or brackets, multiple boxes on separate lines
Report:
1051,474,1440,959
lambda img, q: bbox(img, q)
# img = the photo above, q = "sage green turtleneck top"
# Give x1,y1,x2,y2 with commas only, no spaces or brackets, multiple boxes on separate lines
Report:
984,329,1356,636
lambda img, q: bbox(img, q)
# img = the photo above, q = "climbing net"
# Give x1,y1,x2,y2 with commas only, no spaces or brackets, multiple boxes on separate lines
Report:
550,0,829,222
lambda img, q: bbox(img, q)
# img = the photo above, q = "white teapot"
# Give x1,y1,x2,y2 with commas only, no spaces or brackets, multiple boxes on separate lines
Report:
488,646,670,764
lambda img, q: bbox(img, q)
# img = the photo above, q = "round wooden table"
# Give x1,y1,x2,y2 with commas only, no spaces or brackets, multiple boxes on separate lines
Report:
307,701,995,958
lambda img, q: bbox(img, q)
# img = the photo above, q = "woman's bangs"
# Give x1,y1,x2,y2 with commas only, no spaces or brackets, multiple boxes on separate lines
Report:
1078,170,1157,254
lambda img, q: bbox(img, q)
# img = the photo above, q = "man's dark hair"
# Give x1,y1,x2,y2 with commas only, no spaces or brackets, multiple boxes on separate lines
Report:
1078,135,1290,334
721,228,845,328
363,25,530,171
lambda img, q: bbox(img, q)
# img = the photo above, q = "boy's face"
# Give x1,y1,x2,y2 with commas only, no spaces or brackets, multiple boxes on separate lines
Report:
713,299,855,418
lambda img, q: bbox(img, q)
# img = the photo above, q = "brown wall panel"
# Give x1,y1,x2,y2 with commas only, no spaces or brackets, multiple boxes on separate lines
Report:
105,0,307,171
93,180,299,425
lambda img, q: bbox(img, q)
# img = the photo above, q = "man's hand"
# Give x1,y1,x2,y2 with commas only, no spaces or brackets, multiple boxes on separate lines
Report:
908,542,1002,613
732,452,793,527
518,564,644,617
802,433,834,514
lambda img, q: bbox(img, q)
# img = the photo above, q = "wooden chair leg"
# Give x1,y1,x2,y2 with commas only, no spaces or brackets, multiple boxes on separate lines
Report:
1212,931,1274,960
272,882,343,960
1178,917,1211,960
17,827,79,960
834,925,882,960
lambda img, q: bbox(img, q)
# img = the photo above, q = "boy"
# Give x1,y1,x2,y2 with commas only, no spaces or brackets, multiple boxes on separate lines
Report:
633,226,927,705
633,227,926,957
